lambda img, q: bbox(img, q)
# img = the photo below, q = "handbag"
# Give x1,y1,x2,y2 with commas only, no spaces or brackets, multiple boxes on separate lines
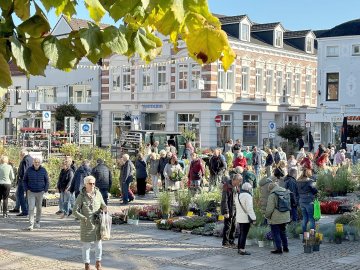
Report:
237,193,254,224
100,212,112,240
313,198,321,221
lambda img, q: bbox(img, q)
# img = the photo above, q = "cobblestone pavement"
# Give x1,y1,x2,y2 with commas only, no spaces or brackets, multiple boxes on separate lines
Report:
1,197,360,270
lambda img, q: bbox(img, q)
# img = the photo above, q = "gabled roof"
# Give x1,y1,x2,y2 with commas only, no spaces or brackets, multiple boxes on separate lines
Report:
284,30,312,39
252,22,282,32
65,17,110,30
218,15,248,24
317,19,360,38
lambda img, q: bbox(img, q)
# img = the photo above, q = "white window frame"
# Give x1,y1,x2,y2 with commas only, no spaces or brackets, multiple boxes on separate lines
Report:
157,65,167,91
241,66,249,93
352,44,360,56
37,86,57,103
191,63,202,89
243,114,259,146
255,68,263,93
177,113,200,144
178,63,188,91
305,75,312,97
265,70,273,94
285,115,300,125
69,85,91,104
275,30,283,47
306,37,313,53
241,23,250,42
326,46,339,57
294,73,301,95
141,66,153,91
112,67,131,91
276,71,283,94
218,63,234,91
285,72,292,95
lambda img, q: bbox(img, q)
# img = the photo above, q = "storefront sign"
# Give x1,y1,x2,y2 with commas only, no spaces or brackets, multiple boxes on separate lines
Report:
142,104,163,109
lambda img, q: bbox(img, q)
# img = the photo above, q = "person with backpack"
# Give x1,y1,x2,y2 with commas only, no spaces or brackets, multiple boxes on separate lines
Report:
221,174,242,248
91,159,112,205
265,182,291,254
283,168,299,222
297,169,318,235
70,160,92,199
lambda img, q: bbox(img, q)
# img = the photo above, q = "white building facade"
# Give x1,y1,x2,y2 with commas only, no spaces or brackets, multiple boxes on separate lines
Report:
307,20,360,147
100,15,318,149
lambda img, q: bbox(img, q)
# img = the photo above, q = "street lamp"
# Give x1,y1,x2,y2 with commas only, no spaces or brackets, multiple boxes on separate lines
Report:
7,105,13,136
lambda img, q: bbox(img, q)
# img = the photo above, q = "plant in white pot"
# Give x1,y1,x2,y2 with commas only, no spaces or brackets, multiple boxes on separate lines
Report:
127,206,140,225
256,226,267,248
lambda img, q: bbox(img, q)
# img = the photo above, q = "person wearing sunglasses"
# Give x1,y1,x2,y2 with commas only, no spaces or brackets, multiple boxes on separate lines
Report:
73,175,107,270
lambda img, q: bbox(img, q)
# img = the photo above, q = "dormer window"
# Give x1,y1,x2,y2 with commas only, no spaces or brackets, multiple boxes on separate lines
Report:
241,23,250,41
275,30,283,47
306,37,313,53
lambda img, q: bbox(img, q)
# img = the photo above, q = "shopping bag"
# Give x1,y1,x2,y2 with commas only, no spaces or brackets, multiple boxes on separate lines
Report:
100,212,112,240
313,199,321,221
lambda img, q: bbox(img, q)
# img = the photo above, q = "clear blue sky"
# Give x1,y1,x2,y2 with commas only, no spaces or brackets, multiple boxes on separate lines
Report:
39,0,360,31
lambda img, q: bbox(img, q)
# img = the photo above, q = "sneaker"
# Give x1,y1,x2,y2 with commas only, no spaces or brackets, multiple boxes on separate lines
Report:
55,210,63,215
283,247,289,252
9,209,20,213
27,226,34,231
238,250,251,255
271,249,283,254
16,213,28,217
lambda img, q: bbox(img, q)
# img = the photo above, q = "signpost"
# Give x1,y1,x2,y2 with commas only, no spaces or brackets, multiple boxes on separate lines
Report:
215,115,221,128
79,122,94,145
42,111,51,122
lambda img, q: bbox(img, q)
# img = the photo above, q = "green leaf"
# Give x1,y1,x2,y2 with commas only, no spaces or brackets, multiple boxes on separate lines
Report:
84,0,106,23
42,36,78,71
10,36,30,74
40,0,63,12
26,37,49,75
55,0,77,18
0,40,12,62
102,26,128,55
0,1,13,11
108,0,148,22
18,5,51,38
79,24,104,63
127,28,162,62
14,0,30,20
0,54,12,88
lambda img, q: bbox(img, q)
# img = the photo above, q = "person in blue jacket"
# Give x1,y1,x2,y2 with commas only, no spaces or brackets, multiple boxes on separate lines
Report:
23,158,49,231
135,153,148,197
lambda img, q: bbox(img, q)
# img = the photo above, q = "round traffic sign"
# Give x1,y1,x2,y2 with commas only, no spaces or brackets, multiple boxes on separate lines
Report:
82,124,90,132
215,115,221,123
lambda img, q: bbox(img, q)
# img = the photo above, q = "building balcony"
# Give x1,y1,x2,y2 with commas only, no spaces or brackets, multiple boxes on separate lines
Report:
26,101,41,111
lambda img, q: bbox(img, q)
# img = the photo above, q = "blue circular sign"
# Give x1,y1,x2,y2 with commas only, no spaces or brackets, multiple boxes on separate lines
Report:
44,112,49,118
270,123,275,129
82,124,90,132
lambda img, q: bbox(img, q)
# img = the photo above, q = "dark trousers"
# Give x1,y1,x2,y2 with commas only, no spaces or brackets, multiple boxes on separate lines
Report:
17,183,28,215
99,189,109,205
136,177,147,195
270,223,288,251
160,173,165,189
238,223,251,249
122,181,134,203
222,215,236,244
290,206,298,222
0,184,11,216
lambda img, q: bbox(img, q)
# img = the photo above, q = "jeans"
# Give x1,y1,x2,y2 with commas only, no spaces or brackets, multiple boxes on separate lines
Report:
300,203,315,233
222,216,236,245
99,189,109,205
209,173,223,191
238,223,250,250
60,191,72,215
353,155,358,165
82,241,102,264
27,191,44,227
15,186,20,210
270,223,288,250
0,184,11,216
266,166,272,177
18,183,28,215
254,165,260,179
121,181,134,203
290,206,298,222
151,175,159,196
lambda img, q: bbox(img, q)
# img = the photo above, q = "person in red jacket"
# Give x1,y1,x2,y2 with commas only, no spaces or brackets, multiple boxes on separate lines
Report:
233,152,247,169
188,152,205,195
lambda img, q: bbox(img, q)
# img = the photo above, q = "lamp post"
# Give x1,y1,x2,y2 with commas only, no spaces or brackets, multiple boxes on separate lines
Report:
7,105,13,136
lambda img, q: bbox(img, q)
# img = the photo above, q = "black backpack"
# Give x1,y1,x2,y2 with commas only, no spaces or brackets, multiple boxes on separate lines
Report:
274,190,291,212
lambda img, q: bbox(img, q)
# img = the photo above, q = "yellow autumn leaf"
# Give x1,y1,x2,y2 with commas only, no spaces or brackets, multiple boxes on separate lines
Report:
221,45,236,71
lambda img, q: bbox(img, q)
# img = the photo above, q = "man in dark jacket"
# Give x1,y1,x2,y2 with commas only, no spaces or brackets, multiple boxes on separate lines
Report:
308,132,314,152
283,168,299,222
57,161,74,217
13,150,33,216
252,147,262,179
298,137,305,151
120,154,134,205
23,158,49,231
221,174,242,248
92,159,112,205
209,149,226,191
70,160,92,198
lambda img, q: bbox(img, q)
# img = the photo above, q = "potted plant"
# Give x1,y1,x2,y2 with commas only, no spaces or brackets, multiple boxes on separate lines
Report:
303,231,314,253
158,191,172,219
175,190,192,216
295,224,303,240
334,231,344,244
313,233,322,251
127,206,140,225
256,226,267,248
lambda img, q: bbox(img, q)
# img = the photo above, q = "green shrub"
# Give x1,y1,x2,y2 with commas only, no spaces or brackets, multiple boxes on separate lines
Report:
334,213,358,225
42,157,62,189
158,191,172,215
176,190,192,216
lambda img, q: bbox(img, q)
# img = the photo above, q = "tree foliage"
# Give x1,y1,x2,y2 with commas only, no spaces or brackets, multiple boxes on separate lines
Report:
277,124,305,142
54,103,82,123
0,0,236,88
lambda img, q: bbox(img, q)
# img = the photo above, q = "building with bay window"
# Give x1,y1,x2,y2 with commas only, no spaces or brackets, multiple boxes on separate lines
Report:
307,19,360,148
100,15,318,149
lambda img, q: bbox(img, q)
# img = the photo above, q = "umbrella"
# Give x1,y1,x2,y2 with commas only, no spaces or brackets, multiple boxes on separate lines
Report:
340,116,348,150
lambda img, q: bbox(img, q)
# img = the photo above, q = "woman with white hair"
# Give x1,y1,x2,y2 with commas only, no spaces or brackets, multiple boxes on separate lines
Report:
148,153,160,197
0,156,15,218
74,175,107,270
120,154,135,205
233,152,247,169
235,182,256,255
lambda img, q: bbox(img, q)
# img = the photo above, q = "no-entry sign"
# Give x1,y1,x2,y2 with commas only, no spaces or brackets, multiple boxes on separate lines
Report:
215,115,221,123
